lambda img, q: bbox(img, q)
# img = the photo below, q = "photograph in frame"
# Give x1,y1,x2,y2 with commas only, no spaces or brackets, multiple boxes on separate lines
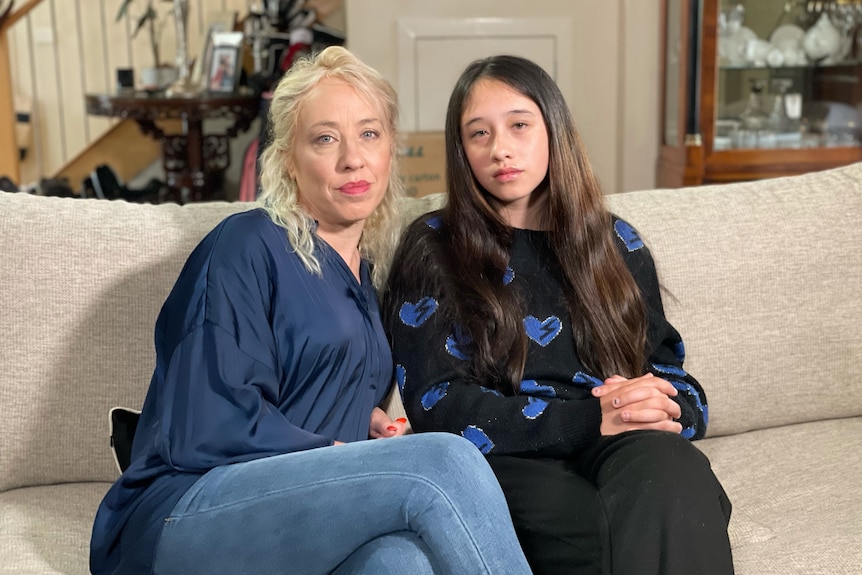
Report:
191,11,237,87
207,45,240,93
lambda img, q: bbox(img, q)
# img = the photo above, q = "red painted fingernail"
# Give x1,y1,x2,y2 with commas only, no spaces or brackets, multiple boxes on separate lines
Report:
396,418,407,423
387,426,397,432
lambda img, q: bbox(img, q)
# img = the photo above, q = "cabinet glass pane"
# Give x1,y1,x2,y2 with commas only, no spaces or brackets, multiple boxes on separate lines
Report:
716,0,862,150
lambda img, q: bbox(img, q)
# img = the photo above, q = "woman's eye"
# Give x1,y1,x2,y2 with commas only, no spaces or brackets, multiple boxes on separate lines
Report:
317,135,334,144
513,122,527,129
361,130,379,139
471,129,488,138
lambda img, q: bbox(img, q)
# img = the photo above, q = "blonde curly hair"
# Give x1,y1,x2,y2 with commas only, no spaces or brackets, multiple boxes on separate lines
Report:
257,46,404,287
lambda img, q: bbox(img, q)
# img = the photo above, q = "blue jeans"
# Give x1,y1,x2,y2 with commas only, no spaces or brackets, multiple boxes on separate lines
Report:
151,433,532,574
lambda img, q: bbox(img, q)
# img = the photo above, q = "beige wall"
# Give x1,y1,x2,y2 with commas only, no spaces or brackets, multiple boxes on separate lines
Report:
344,0,661,194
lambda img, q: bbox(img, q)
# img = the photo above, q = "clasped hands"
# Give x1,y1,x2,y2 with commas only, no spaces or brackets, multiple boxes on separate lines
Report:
339,377,682,445
592,373,683,436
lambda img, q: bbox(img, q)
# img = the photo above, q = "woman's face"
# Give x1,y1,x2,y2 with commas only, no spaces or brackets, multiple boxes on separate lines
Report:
460,78,549,228
290,78,391,235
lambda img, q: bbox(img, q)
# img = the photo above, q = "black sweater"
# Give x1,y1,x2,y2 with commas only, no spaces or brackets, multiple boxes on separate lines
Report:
384,211,708,457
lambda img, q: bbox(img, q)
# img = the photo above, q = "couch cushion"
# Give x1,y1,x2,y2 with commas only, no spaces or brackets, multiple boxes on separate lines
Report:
607,164,862,437
696,417,862,575
0,482,110,575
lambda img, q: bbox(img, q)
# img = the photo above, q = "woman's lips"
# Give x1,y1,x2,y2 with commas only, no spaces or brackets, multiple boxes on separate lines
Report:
339,181,371,195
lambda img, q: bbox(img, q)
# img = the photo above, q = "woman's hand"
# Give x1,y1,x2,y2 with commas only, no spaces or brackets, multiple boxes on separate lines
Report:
592,373,683,436
368,407,409,439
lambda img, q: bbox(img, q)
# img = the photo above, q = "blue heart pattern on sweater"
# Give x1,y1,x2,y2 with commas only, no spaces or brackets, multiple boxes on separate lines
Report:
445,324,471,360
523,315,562,347
480,386,504,397
673,341,686,363
395,364,406,393
399,297,438,327
421,381,450,411
614,220,644,252
651,363,688,378
522,397,549,419
652,363,707,437
462,425,495,454
503,266,515,285
425,214,442,230
573,371,604,388
519,380,557,397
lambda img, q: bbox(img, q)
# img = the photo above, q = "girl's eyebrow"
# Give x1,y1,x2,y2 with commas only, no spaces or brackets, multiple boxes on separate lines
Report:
464,109,536,126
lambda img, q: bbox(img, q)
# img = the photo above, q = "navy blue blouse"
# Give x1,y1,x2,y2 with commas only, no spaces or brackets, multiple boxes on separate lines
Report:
90,209,392,575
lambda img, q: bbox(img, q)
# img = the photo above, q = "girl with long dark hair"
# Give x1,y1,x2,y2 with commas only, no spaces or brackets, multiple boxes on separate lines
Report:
383,54,733,575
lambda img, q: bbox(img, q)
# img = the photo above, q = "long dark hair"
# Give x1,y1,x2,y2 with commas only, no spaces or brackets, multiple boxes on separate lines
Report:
390,55,647,392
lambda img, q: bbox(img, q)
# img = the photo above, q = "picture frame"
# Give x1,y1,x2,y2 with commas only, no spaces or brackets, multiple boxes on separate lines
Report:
191,11,237,87
207,45,241,93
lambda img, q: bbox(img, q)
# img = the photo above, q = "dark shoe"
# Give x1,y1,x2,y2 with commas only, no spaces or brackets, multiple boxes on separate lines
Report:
39,177,75,197
0,175,18,193
90,164,124,200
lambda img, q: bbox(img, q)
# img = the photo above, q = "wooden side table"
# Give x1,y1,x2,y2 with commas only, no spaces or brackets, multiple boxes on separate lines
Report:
85,91,260,203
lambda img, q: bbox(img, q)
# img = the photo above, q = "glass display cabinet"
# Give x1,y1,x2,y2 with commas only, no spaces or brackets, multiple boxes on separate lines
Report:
658,0,862,187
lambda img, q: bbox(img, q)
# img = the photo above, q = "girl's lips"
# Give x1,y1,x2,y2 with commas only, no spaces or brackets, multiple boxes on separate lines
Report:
494,168,522,182
339,181,371,195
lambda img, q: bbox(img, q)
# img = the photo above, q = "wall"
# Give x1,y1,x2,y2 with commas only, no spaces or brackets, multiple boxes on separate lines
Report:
344,0,662,194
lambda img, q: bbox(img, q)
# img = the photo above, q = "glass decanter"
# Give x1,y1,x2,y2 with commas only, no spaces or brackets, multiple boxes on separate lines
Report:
738,79,770,149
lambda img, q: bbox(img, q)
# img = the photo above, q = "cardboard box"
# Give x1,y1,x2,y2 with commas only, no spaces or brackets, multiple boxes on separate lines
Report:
399,131,446,198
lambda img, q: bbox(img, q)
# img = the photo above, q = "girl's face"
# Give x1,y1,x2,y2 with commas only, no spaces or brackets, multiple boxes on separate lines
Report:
460,78,549,229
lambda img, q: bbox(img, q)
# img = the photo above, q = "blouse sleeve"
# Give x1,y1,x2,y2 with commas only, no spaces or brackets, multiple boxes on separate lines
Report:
613,218,709,440
151,222,332,473
384,218,602,457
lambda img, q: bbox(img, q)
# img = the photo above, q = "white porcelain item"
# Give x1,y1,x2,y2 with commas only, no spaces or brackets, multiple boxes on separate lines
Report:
770,24,805,48
803,13,842,63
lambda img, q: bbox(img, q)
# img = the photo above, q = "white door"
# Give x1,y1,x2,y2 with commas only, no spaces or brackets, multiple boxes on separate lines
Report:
396,17,572,132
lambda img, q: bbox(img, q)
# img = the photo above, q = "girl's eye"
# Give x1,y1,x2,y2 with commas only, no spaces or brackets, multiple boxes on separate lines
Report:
513,122,527,129
471,129,488,138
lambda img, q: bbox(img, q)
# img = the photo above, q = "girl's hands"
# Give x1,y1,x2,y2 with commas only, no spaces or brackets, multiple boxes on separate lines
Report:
368,407,409,439
592,373,683,436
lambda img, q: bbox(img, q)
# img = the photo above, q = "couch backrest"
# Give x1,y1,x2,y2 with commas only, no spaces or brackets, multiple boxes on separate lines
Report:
2,164,861,491
607,164,862,438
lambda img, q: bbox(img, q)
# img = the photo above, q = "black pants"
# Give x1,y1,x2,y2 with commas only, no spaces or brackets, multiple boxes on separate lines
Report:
487,431,733,575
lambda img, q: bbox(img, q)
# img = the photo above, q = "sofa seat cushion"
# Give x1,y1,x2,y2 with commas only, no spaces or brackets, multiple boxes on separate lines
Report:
696,417,862,574
0,482,110,575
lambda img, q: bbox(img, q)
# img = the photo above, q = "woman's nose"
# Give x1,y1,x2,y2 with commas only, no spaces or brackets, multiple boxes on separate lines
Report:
339,140,365,171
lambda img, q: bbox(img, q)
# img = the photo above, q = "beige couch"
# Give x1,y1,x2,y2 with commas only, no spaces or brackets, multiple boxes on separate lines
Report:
1,164,860,574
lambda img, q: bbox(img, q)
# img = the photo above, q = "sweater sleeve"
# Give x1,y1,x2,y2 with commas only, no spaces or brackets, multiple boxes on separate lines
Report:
385,217,602,457
613,218,709,440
